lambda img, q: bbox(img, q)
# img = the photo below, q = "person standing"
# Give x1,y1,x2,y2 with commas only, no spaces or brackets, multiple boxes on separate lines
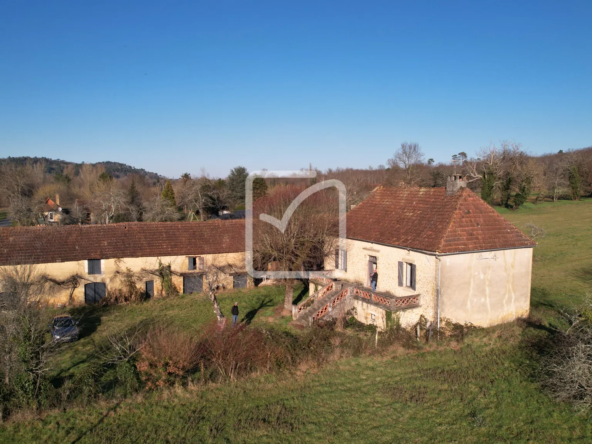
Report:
370,268,378,292
231,302,239,326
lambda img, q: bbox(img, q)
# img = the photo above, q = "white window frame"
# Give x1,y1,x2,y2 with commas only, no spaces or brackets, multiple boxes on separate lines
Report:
48,212,54,222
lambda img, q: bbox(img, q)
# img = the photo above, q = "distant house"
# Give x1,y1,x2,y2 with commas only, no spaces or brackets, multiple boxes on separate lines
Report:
317,176,536,329
41,195,63,224
0,220,248,305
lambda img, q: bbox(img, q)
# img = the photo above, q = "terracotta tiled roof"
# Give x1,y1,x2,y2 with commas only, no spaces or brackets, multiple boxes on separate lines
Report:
346,187,536,254
0,220,245,266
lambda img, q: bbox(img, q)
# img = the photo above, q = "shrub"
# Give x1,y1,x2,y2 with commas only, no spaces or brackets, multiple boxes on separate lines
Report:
196,323,272,381
116,361,141,396
135,326,199,388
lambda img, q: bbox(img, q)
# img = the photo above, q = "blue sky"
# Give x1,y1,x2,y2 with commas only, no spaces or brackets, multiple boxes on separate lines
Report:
0,0,590,178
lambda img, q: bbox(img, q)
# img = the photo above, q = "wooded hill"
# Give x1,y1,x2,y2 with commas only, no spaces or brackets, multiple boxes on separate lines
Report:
0,157,163,183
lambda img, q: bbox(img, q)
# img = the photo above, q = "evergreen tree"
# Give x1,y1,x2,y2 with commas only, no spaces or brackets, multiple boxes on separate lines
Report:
227,166,249,205
481,169,496,204
161,180,176,207
568,165,582,201
252,177,268,200
128,178,144,220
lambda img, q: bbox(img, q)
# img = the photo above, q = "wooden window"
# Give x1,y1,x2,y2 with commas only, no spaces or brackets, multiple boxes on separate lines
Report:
335,249,347,271
188,257,205,271
399,262,416,290
88,259,101,275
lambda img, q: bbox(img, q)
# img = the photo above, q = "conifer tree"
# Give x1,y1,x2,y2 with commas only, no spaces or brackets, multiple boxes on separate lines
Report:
161,180,176,208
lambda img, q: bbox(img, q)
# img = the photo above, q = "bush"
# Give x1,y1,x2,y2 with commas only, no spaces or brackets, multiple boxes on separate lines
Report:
135,326,199,388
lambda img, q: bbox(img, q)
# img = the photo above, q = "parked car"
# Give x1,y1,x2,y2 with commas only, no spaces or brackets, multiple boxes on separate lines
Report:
50,314,79,342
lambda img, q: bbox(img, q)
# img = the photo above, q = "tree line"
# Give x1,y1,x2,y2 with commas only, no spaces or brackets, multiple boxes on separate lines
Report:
1,143,591,226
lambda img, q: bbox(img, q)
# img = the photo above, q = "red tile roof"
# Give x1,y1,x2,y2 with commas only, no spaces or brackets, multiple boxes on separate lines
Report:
0,220,245,266
346,187,536,254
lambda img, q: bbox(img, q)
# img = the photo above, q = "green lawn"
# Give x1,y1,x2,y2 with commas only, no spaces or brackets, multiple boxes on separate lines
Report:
496,198,592,310
51,284,302,378
0,209,8,220
3,200,592,443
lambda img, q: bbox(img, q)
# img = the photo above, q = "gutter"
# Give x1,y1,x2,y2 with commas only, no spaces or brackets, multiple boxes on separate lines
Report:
436,255,441,338
348,237,536,257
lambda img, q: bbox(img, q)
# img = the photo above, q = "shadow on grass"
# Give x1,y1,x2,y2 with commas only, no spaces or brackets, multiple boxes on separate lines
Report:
68,305,104,339
573,267,592,287
292,284,308,306
242,297,275,325
70,399,124,443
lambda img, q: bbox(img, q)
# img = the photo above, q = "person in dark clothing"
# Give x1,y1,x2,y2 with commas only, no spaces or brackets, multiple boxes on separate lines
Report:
231,302,239,326
370,268,378,292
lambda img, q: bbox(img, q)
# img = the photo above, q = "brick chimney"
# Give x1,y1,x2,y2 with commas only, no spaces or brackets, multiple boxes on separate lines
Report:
446,174,467,196
55,193,60,206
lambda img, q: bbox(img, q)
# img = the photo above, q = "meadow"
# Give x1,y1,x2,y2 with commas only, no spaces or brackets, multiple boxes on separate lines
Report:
1,199,592,443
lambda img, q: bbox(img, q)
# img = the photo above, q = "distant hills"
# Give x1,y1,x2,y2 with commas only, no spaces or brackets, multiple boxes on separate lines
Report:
0,157,164,182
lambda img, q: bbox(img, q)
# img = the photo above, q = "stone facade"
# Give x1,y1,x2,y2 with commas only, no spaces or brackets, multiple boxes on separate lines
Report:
329,238,437,328
0,252,248,306
327,238,534,329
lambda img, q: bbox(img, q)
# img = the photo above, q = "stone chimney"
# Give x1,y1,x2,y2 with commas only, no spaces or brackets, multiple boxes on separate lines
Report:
55,193,60,206
446,174,467,196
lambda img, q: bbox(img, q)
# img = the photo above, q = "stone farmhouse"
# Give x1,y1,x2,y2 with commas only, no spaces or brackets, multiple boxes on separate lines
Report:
1,177,536,331
293,177,536,330
0,220,247,306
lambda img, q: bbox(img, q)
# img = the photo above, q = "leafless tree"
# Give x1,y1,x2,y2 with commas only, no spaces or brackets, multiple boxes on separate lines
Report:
252,185,339,312
143,196,180,222
388,142,425,185
543,295,592,411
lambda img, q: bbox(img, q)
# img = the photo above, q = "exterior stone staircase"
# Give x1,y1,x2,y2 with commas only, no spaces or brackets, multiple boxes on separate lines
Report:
292,280,421,327
292,281,348,327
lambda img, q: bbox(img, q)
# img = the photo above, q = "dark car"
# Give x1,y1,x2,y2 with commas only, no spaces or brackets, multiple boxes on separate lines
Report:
50,314,80,342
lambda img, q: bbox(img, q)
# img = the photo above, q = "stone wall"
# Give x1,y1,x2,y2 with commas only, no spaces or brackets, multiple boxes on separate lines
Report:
328,239,437,328
0,252,247,306
440,248,533,327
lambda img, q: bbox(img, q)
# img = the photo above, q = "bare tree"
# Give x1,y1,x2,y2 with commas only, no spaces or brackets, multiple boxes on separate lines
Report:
388,142,425,186
252,185,339,312
143,196,180,222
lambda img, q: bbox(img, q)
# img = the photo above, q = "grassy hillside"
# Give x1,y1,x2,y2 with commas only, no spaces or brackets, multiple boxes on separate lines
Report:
2,200,592,442
497,198,592,310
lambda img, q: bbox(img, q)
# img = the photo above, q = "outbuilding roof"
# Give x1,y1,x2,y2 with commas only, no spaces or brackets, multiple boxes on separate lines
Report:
346,186,536,254
0,220,245,266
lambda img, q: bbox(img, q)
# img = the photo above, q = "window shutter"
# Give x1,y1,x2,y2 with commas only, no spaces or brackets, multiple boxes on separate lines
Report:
335,249,340,270
199,257,205,271
88,259,101,275
411,264,417,291
342,250,347,272
398,261,404,287
188,257,195,271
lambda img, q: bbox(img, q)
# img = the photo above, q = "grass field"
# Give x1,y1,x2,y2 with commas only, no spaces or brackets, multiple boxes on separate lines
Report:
497,198,592,311
51,284,302,378
2,200,592,443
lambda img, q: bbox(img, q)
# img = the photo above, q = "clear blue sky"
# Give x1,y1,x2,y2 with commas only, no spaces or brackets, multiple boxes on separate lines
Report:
0,1,590,178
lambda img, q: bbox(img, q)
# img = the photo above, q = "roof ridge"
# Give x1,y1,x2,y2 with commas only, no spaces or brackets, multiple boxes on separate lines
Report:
434,187,467,253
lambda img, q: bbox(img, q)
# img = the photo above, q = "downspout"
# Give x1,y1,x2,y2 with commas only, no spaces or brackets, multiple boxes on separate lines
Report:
436,255,442,339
